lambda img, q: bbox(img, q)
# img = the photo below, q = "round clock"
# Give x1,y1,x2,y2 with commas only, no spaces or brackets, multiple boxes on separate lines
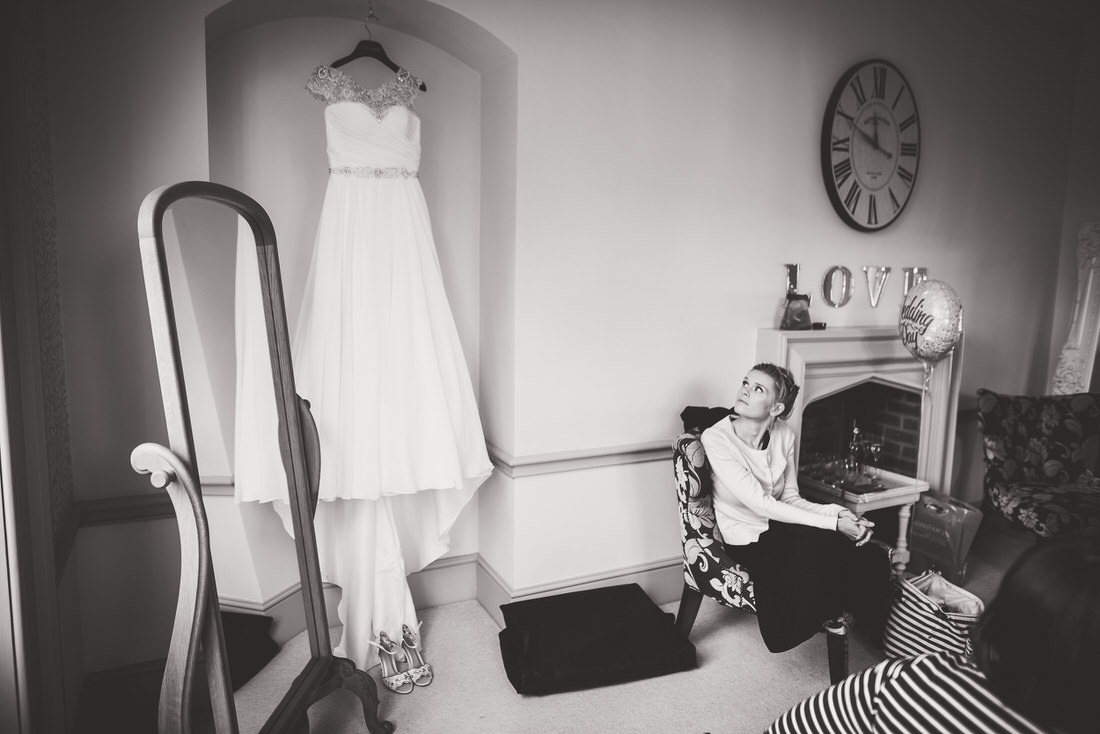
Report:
821,59,920,232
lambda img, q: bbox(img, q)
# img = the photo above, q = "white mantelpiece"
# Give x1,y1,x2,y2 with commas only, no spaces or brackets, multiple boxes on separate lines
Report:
756,326,964,495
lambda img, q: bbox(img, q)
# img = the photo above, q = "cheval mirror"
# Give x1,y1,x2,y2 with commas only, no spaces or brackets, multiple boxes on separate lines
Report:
132,181,393,733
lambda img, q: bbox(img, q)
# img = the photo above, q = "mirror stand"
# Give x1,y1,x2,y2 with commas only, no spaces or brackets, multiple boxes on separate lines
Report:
131,181,393,734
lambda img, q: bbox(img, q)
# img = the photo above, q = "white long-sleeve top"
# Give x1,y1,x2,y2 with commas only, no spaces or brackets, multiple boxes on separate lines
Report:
700,416,843,545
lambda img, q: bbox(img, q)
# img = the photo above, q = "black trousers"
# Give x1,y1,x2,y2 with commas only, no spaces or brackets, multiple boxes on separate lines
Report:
724,521,891,653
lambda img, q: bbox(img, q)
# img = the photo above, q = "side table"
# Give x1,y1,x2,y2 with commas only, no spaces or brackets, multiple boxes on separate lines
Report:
799,467,931,574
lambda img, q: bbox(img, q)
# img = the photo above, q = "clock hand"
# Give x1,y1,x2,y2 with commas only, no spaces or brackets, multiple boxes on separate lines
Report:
869,113,895,159
850,121,894,159
850,123,879,150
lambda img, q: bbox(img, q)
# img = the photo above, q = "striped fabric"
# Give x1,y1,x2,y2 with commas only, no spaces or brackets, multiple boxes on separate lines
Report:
767,653,1046,734
883,571,981,659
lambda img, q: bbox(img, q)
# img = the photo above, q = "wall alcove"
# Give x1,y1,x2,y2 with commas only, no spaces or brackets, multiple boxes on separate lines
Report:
200,0,517,473
172,0,518,622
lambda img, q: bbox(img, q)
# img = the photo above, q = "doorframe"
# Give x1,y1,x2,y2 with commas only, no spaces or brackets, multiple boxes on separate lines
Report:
0,1,76,731
0,261,30,734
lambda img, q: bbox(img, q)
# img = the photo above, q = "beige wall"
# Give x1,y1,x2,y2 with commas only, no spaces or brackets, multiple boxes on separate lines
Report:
483,0,1085,455
43,0,1100,671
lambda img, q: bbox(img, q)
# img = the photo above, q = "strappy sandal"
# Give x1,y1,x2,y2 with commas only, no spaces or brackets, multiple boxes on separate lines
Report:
401,622,433,687
370,631,414,694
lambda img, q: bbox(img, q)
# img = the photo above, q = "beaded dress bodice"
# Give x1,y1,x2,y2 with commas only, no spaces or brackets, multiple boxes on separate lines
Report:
305,64,424,175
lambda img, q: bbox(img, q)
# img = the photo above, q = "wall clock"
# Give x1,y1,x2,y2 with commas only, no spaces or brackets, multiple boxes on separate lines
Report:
821,59,920,232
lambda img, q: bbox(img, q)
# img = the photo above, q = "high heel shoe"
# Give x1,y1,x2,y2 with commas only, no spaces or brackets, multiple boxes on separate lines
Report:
401,622,433,687
370,631,415,694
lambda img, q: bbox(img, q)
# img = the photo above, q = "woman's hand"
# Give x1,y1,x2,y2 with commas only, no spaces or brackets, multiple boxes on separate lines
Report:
837,514,864,541
837,509,874,544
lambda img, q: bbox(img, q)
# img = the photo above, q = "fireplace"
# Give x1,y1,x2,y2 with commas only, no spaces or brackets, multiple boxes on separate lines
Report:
800,381,922,478
756,326,962,571
756,326,964,495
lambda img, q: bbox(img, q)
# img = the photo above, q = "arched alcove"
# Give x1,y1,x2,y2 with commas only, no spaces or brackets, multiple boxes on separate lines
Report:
202,0,518,463
178,0,517,613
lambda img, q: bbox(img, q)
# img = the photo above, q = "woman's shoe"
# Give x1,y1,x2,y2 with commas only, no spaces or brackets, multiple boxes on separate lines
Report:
370,631,414,694
401,623,433,687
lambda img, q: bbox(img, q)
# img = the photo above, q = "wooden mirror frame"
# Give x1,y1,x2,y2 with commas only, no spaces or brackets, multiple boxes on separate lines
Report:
131,181,392,733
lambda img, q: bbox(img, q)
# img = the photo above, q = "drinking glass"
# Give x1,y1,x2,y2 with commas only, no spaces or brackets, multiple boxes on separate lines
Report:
869,442,883,484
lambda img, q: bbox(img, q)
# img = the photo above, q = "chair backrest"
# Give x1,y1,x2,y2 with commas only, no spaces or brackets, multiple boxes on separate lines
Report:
673,432,719,539
976,388,1100,485
672,430,756,613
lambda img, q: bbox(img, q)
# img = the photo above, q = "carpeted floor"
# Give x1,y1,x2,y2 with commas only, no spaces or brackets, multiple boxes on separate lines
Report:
79,520,1028,733
235,598,876,734
228,522,1030,734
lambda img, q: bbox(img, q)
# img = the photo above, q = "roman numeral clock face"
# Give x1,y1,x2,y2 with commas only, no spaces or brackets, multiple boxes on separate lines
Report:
821,60,920,231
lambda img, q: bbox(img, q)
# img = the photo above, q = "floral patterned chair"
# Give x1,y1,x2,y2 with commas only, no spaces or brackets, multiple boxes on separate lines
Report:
976,388,1100,538
673,407,849,683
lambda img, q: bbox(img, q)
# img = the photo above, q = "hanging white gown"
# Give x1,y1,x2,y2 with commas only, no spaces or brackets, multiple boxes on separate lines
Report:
233,64,493,670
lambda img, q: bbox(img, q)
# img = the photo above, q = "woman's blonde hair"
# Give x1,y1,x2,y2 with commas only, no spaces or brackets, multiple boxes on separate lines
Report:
751,362,800,420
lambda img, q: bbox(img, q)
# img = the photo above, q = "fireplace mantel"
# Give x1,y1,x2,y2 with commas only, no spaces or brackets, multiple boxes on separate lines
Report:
756,326,964,495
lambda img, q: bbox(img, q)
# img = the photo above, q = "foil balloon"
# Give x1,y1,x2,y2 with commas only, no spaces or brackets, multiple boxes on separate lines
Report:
899,279,963,364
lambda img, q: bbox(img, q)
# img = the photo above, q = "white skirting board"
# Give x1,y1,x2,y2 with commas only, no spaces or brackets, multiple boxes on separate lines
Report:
220,552,685,642
219,582,343,647
475,555,684,628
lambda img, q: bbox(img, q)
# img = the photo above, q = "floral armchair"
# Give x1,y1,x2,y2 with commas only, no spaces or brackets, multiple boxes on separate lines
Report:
976,388,1100,538
673,407,848,684
673,430,757,632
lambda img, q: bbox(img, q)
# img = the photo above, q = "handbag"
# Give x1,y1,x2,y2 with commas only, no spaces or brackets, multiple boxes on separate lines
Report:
883,570,984,659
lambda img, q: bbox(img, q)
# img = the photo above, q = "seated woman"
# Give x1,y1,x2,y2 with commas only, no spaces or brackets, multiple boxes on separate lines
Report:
767,536,1100,734
700,362,889,653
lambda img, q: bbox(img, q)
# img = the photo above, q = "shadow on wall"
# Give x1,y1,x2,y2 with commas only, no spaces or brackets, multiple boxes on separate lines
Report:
952,408,984,507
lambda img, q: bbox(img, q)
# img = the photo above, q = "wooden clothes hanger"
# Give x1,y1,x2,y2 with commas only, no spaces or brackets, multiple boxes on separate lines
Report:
331,14,427,92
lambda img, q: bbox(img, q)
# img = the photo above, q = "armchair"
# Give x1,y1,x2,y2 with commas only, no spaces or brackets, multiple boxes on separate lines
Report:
976,388,1100,538
673,407,850,684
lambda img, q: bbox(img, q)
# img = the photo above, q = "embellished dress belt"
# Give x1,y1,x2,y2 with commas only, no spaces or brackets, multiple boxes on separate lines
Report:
329,166,418,178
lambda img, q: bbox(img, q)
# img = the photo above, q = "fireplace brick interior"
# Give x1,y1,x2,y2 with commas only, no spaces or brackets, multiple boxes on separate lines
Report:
799,382,921,477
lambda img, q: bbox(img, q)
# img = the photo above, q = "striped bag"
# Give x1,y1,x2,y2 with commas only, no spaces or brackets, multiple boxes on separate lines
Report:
883,570,984,659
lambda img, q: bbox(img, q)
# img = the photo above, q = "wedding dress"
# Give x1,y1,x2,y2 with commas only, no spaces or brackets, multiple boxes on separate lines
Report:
233,63,492,669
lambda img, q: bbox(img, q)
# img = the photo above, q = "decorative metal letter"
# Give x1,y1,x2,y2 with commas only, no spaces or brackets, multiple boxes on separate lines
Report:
863,266,891,308
821,265,853,308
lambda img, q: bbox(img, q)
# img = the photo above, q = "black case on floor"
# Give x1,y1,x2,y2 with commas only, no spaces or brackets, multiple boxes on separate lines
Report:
498,583,696,695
